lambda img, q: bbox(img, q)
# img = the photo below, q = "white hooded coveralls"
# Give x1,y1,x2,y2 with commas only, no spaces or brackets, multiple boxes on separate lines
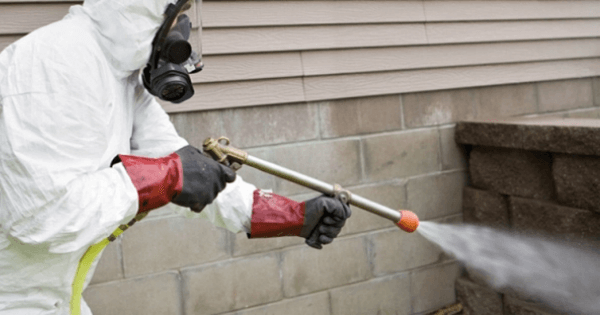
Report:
0,0,256,313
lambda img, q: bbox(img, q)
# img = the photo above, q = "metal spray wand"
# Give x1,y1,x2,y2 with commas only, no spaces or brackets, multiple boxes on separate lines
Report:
203,137,419,233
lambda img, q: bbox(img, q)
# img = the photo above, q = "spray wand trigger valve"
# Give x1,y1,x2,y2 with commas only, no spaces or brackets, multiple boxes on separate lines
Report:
203,137,247,171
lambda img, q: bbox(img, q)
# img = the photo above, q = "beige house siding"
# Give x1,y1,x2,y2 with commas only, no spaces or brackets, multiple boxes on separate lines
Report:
2,1,600,112
2,1,600,315
180,0,600,112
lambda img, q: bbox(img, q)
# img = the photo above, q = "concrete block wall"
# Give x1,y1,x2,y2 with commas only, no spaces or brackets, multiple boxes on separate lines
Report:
455,114,600,315
83,77,600,315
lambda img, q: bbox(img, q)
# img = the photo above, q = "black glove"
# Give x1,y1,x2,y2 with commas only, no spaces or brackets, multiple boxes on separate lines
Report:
301,195,352,249
172,145,237,212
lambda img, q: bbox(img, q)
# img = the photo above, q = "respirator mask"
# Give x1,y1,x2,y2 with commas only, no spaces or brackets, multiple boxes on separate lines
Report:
143,0,202,104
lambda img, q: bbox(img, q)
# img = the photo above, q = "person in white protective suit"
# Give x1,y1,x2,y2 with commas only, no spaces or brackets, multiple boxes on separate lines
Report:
0,0,351,314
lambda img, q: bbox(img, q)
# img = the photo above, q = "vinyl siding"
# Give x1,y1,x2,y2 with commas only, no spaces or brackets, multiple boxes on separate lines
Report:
1,0,599,113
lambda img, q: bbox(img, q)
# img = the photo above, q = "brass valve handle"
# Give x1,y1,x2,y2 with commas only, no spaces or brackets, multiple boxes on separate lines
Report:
202,137,419,233
202,137,248,171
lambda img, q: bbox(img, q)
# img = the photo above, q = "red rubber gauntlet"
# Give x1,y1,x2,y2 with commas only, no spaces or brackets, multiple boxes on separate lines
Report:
250,190,306,238
115,145,236,214
249,191,351,249
115,153,183,213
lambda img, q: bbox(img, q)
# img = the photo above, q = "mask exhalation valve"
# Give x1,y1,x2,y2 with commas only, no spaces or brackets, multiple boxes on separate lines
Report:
162,84,186,101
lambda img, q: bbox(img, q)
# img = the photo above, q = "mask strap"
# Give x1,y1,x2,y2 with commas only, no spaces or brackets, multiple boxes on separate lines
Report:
148,0,190,69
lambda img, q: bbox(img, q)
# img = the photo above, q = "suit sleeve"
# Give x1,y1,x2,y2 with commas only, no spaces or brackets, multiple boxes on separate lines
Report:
0,92,139,254
130,89,189,157
177,175,256,234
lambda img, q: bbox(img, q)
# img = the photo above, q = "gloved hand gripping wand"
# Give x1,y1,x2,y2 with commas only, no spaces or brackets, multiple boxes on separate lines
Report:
203,137,419,233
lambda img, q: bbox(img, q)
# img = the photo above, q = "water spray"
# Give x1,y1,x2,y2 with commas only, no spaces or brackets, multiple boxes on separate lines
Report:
203,137,419,233
418,221,600,315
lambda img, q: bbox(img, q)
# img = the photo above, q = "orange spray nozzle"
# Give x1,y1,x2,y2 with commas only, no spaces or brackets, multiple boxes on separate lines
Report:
397,210,419,233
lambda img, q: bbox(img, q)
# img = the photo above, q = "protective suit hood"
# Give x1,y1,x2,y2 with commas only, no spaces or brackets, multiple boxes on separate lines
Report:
69,0,178,77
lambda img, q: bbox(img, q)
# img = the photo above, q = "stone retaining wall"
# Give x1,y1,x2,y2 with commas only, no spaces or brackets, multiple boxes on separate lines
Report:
454,118,600,315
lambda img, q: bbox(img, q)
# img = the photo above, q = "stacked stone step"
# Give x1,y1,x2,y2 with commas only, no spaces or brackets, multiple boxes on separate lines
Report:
454,117,600,315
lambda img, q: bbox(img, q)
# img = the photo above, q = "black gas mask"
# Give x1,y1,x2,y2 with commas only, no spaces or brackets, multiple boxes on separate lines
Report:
143,0,202,104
